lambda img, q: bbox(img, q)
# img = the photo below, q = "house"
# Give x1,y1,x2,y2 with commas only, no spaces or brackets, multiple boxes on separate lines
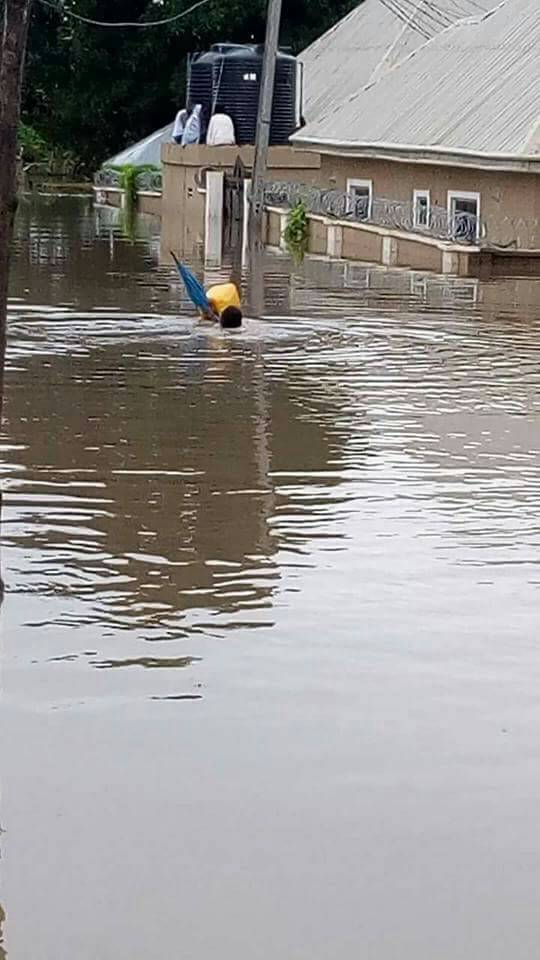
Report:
294,0,540,253
300,0,495,126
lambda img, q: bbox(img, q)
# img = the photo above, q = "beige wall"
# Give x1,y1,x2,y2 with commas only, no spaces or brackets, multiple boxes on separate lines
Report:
342,227,382,263
138,193,161,218
309,218,327,255
318,155,540,249
160,159,206,259
161,144,322,259
267,210,282,247
396,237,442,272
95,188,160,219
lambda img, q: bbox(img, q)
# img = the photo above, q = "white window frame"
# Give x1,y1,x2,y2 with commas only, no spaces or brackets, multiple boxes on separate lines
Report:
413,189,431,229
447,190,481,242
346,178,373,220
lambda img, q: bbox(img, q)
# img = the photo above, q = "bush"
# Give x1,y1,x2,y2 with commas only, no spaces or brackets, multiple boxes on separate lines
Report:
19,123,48,162
283,201,309,263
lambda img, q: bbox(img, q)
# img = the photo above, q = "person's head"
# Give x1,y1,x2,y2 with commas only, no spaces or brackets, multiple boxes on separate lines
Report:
220,306,242,329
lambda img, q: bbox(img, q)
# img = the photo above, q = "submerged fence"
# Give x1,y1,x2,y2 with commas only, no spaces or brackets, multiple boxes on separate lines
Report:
94,167,163,193
263,180,485,245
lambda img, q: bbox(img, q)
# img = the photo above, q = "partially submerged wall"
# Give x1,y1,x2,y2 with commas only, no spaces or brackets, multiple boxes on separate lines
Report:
94,186,161,219
160,144,322,259
265,207,538,278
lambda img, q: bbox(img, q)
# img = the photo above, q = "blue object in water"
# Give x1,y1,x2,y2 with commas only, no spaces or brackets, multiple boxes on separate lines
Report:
171,252,210,311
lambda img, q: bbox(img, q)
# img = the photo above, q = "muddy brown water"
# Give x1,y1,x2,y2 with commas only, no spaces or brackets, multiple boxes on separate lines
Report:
2,195,540,959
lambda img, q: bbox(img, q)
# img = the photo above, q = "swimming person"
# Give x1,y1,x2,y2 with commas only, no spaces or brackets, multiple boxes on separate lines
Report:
171,253,243,328
203,281,243,328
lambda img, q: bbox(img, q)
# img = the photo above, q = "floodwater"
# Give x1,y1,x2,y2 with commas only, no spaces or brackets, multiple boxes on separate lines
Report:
2,195,540,960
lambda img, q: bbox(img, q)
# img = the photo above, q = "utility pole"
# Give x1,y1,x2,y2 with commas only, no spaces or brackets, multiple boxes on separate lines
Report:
249,0,283,251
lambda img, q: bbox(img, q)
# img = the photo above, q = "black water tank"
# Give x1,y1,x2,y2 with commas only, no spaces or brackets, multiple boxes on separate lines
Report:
187,45,249,119
188,43,297,146
270,48,297,145
187,49,219,119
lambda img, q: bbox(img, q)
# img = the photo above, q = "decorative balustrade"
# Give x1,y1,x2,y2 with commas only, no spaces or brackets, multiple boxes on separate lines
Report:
94,167,162,193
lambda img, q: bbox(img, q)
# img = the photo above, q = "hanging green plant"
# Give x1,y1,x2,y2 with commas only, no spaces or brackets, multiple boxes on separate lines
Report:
283,200,309,263
111,163,139,208
119,202,137,244
103,163,159,210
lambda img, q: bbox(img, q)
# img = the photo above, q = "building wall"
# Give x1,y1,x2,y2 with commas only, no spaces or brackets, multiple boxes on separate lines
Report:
94,187,161,219
267,210,282,247
266,204,540,278
342,226,382,263
138,193,161,218
317,155,540,249
396,236,442,272
161,144,322,260
309,218,327,255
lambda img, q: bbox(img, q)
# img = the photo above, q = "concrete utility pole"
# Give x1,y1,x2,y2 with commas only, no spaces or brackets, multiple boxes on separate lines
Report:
249,0,283,250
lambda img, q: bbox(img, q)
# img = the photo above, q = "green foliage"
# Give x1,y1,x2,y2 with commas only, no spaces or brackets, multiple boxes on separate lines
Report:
119,201,138,243
22,0,358,169
108,163,137,207
105,163,160,205
19,123,84,177
283,201,309,263
102,163,160,240
19,123,48,162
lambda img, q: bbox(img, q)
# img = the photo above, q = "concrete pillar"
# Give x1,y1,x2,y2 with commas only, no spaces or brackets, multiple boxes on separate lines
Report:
204,170,224,266
327,224,343,259
279,213,288,252
382,235,398,266
242,178,252,266
442,250,460,275
478,251,493,280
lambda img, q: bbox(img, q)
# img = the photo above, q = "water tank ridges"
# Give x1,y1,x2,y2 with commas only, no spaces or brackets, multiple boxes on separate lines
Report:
186,43,297,146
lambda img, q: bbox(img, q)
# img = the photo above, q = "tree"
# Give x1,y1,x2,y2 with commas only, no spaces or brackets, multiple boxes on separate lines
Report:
0,0,33,426
22,0,357,169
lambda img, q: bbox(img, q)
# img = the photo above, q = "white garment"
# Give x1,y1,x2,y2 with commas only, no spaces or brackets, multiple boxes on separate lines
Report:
172,109,188,141
181,105,203,146
206,113,236,147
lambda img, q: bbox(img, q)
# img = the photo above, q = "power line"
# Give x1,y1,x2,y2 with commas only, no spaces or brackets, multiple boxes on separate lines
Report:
38,0,213,28
379,0,431,38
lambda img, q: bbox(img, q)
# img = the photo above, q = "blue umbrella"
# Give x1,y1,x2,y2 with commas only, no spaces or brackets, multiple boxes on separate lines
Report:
170,251,210,312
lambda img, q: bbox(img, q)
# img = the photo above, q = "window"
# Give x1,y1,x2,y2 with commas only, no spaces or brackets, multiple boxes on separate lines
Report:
413,189,430,229
447,191,481,243
243,72,257,81
346,178,373,221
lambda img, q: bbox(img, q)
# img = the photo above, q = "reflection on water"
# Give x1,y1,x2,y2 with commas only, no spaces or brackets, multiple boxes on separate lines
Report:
2,197,540,960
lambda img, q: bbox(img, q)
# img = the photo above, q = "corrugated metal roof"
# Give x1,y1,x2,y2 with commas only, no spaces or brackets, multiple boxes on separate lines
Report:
296,0,540,158
104,123,174,168
300,0,495,122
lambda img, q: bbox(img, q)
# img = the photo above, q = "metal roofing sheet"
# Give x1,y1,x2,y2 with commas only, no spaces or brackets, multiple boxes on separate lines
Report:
105,123,174,168
300,0,495,121
296,0,540,157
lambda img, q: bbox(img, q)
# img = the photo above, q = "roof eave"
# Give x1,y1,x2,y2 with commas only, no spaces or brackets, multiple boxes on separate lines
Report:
291,136,540,174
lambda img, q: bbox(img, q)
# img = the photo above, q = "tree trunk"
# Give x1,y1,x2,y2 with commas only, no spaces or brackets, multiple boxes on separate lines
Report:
0,0,32,427
0,0,32,598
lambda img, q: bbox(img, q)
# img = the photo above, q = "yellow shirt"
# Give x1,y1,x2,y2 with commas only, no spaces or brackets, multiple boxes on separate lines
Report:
206,282,241,315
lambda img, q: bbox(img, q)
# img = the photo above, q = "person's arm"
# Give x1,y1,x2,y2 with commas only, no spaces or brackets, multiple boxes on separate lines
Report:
200,299,219,322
